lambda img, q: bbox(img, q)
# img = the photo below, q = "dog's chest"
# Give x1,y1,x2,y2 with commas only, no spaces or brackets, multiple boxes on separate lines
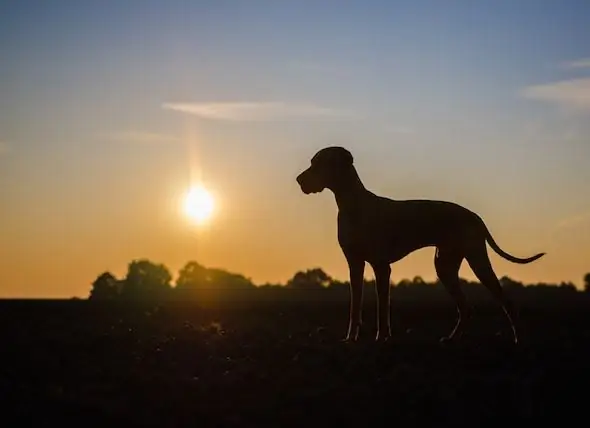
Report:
337,209,392,256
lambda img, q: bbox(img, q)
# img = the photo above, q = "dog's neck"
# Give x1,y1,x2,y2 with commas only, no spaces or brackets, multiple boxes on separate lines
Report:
329,166,369,213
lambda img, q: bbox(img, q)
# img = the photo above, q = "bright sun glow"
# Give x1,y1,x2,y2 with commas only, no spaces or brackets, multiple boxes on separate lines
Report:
183,185,215,224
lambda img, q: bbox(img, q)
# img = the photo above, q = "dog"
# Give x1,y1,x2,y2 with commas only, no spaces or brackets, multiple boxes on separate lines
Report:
296,146,545,344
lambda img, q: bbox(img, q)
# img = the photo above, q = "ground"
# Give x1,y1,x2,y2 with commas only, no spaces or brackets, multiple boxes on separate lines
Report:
2,293,590,426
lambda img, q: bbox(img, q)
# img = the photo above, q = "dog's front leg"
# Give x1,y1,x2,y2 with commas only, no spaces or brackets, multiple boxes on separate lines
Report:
344,258,365,342
373,263,392,341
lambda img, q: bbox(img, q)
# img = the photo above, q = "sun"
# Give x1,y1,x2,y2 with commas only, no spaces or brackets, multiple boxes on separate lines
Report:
183,185,215,224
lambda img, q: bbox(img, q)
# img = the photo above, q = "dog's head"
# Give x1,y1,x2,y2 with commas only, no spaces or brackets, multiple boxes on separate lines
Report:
296,146,354,194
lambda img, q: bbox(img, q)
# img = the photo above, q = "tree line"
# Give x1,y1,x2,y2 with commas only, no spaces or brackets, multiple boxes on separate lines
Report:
88,258,590,302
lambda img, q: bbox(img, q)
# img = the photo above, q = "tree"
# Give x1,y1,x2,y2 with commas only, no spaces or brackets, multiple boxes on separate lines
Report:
584,273,590,292
175,261,255,301
327,279,350,291
89,271,119,300
207,268,254,289
558,281,577,292
412,276,426,287
286,268,332,289
121,259,172,301
500,276,525,291
396,278,413,289
176,261,208,292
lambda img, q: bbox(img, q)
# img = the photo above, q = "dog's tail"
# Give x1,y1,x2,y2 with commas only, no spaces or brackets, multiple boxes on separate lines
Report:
483,223,545,264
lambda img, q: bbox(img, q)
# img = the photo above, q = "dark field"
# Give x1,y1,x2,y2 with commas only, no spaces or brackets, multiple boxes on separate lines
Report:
3,291,590,427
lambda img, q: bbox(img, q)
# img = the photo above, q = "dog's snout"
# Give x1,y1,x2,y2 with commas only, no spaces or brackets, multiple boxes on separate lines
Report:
296,166,323,194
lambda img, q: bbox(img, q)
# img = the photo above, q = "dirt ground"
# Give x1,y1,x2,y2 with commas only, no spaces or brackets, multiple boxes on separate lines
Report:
2,295,590,426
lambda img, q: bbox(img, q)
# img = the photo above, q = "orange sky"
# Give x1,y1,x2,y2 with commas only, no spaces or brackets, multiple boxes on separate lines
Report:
1,120,588,297
1,1,589,297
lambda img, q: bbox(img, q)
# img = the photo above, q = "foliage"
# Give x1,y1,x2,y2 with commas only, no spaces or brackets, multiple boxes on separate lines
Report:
286,268,332,289
120,259,173,301
88,258,590,303
88,271,119,301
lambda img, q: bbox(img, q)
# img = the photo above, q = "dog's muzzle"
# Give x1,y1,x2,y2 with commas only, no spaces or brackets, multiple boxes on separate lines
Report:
296,170,321,194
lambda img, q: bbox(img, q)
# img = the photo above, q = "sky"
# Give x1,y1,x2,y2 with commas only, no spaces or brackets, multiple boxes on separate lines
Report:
1,0,590,297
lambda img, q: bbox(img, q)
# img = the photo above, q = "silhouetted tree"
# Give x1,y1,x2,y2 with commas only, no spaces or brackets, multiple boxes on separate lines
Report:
176,261,208,292
258,282,283,289
175,261,255,301
207,268,255,289
396,278,413,289
327,278,350,292
176,261,254,290
500,276,525,291
89,271,119,301
412,276,426,286
87,259,587,303
558,281,577,292
121,259,172,301
287,268,332,289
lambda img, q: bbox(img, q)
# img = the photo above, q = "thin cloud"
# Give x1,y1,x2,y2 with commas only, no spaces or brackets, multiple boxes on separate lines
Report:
106,131,181,144
560,58,590,70
521,78,590,111
161,101,356,122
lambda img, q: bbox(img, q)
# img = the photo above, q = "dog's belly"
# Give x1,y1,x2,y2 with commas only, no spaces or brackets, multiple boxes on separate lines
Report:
339,219,434,262
338,202,472,264
359,232,437,264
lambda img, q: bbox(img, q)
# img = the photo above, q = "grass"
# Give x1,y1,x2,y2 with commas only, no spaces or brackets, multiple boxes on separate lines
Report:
2,294,590,426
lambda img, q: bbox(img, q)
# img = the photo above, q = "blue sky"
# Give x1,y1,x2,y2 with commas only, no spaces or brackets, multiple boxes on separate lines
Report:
1,0,590,296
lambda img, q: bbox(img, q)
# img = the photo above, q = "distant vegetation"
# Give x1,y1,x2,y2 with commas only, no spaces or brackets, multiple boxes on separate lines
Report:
88,259,590,302
12,260,590,425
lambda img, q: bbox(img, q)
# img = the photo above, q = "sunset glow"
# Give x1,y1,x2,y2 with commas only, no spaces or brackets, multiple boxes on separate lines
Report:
183,185,215,225
1,1,589,298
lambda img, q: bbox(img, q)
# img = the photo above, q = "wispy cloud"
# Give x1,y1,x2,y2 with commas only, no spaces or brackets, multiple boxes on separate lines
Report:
161,101,355,122
560,58,590,70
161,101,413,137
105,131,180,144
521,78,590,111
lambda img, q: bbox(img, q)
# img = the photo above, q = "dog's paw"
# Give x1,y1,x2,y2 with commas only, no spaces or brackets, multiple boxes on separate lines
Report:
341,334,359,343
375,334,392,343
439,335,456,345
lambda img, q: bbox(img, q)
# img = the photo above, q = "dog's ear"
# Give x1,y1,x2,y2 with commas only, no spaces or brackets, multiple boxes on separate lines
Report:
340,148,353,166
320,146,353,166
330,147,353,168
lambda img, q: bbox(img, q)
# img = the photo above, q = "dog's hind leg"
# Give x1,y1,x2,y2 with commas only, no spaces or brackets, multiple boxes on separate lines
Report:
465,243,520,344
435,247,471,343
